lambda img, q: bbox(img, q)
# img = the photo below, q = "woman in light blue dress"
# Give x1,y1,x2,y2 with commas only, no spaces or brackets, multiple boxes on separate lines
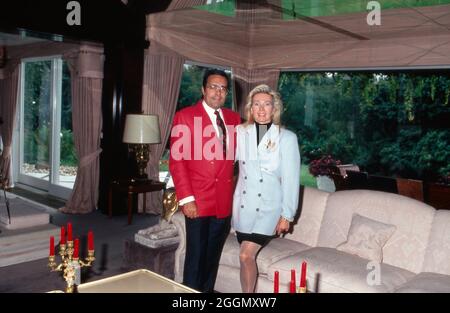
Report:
232,84,301,293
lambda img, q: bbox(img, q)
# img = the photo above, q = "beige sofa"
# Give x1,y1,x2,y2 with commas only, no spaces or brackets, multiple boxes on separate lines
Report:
172,187,450,293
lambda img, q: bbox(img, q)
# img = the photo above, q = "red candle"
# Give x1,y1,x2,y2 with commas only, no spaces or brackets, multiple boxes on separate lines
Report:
88,231,94,250
67,223,73,242
49,236,55,256
300,261,307,288
73,238,79,259
60,226,66,245
290,269,296,293
274,271,279,293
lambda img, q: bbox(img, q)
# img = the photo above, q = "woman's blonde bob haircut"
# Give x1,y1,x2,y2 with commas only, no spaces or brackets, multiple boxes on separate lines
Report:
244,84,283,126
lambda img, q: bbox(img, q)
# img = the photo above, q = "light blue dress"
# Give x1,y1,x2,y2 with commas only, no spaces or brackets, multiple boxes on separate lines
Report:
232,123,301,236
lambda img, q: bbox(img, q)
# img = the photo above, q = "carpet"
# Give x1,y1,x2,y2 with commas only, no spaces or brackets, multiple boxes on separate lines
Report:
0,198,50,229
0,196,59,267
0,188,163,292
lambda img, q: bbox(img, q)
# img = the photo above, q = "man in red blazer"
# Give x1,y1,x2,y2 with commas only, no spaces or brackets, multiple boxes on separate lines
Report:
169,69,241,292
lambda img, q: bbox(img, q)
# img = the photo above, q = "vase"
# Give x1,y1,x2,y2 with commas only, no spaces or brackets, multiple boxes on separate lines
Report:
316,175,336,192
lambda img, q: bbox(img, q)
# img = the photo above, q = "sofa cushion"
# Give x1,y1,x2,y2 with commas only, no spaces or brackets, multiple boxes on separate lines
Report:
317,190,435,273
336,213,396,263
219,233,311,274
266,247,415,293
422,210,450,276
284,187,329,247
395,272,450,293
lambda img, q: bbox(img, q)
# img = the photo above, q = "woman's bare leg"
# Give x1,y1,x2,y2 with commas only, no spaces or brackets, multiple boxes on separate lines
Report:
239,241,262,293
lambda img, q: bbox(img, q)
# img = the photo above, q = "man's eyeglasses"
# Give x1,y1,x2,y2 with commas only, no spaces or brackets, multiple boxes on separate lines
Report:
207,84,228,94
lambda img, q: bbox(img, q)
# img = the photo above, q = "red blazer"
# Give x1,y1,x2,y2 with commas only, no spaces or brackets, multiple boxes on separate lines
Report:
169,100,241,218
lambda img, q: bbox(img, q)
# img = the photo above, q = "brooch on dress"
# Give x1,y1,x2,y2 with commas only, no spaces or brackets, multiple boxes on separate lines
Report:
265,139,276,151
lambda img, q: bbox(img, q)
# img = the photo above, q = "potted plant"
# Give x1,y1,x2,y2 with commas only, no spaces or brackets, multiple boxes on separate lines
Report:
309,155,341,192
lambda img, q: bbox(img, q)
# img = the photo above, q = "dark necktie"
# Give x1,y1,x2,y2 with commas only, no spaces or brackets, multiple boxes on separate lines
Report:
214,110,227,158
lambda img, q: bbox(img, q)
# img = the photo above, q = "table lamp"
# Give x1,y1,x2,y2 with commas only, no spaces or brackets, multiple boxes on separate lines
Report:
123,114,161,180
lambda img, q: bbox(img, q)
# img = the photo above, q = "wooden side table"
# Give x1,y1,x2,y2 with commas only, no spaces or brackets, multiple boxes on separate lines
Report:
108,179,166,225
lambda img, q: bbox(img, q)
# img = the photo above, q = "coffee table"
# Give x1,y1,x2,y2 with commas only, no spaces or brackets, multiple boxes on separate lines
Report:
76,269,199,293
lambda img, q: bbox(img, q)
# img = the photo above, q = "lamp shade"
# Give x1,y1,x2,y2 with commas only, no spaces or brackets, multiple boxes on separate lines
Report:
123,114,161,144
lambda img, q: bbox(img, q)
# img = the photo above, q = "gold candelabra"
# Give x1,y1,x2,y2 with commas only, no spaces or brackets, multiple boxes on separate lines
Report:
48,240,95,293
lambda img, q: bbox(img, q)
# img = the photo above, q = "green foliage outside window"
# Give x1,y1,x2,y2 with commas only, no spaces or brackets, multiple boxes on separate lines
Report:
178,64,233,110
60,129,78,167
160,64,234,172
23,60,76,168
167,64,450,185
279,71,450,183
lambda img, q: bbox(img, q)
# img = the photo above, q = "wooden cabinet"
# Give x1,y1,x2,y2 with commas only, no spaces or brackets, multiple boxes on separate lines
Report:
425,183,450,210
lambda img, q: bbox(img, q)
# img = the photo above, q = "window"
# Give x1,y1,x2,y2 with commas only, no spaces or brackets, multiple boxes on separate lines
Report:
278,71,450,189
178,63,234,110
15,57,76,199
159,63,234,187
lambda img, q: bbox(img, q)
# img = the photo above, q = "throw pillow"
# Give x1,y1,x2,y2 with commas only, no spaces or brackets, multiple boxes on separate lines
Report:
336,213,396,263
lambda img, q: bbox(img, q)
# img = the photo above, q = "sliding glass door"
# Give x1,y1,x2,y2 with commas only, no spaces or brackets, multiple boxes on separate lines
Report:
16,57,76,199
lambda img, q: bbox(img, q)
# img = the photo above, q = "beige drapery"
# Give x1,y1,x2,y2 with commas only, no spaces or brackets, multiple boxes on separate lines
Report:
232,67,280,118
167,0,205,10
2,42,104,213
231,1,281,117
137,0,203,214
0,62,20,187
60,45,104,214
139,46,185,214
140,0,281,212
147,2,450,70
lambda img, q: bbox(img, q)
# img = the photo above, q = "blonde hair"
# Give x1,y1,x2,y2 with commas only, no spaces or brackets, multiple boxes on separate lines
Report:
244,84,283,126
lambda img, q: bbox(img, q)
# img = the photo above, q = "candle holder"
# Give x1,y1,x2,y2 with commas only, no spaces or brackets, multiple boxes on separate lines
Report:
297,284,307,293
48,240,95,293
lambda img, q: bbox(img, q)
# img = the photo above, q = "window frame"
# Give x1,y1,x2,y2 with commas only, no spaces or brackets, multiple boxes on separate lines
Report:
12,55,73,199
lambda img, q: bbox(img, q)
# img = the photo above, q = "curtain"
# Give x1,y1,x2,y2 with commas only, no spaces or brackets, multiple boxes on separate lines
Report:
60,46,104,214
167,0,205,10
232,67,280,118
136,0,194,214
236,0,281,24
0,62,20,187
139,44,185,214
